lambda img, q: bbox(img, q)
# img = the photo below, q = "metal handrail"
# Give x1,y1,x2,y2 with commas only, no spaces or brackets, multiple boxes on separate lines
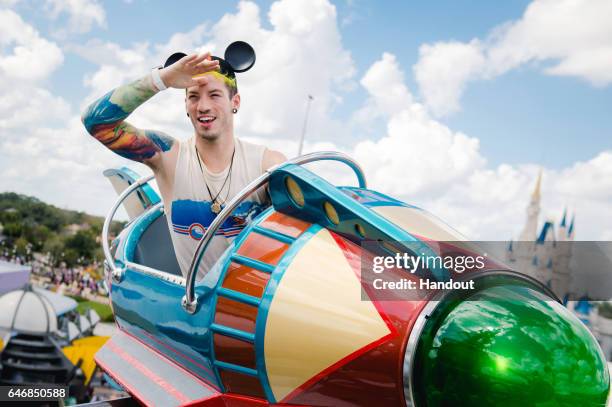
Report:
102,174,155,282
182,151,366,313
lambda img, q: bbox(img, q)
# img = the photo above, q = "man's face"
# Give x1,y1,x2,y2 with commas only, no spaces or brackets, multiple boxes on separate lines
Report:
185,74,240,141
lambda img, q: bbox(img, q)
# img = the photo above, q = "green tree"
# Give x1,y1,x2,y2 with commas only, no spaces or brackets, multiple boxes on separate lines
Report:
3,222,22,239
63,248,79,267
27,225,51,251
43,235,65,266
66,230,97,260
14,237,30,260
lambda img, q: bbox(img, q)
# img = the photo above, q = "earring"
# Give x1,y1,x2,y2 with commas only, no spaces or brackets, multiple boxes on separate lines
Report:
232,108,238,114
187,112,190,117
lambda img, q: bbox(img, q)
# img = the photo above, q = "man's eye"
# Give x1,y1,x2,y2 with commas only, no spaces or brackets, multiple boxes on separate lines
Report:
189,95,198,100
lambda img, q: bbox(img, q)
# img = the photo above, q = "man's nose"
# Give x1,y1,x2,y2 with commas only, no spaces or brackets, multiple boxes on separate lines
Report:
197,97,213,113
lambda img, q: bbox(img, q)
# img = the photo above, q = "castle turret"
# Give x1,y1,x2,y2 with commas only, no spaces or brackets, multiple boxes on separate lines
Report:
519,171,542,242
507,173,576,300
513,172,542,275
558,208,568,242
550,209,570,297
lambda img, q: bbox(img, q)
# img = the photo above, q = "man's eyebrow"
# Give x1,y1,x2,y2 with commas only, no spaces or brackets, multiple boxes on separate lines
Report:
187,90,199,96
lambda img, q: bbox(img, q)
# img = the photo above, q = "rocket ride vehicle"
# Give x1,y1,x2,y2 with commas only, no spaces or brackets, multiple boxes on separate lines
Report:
96,152,610,407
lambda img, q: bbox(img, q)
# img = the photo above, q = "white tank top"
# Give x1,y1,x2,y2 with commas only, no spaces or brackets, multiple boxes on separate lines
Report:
166,137,268,279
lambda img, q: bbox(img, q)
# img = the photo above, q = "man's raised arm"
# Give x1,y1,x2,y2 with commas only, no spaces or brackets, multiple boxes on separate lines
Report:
81,52,219,168
81,74,173,167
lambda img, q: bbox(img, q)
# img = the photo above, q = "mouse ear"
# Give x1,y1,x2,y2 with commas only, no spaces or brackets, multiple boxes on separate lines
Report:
164,52,187,68
224,41,256,73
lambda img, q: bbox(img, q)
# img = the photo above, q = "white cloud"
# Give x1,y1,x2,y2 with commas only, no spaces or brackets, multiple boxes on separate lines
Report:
358,52,412,117
0,7,120,217
426,153,612,241
413,40,485,116
0,87,71,130
0,9,64,81
349,53,484,198
341,53,612,240
555,151,612,200
0,0,357,216
1,0,611,244
73,24,212,139
74,0,356,147
0,117,134,217
415,0,612,116
216,0,356,142
45,0,106,34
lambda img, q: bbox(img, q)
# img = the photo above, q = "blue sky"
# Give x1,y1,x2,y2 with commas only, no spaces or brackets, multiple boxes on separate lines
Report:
15,0,612,168
1,0,611,240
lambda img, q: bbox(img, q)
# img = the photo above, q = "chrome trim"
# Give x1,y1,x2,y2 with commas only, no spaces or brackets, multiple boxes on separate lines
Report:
183,151,366,313
102,174,155,276
402,270,559,406
181,295,197,314
402,298,444,407
112,266,125,283
284,151,367,189
124,261,186,286
183,172,269,314
103,259,112,280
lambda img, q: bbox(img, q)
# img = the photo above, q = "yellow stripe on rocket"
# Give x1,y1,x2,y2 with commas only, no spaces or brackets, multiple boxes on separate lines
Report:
264,228,390,401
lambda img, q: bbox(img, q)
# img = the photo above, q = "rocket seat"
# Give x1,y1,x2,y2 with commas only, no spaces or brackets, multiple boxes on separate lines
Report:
131,211,182,277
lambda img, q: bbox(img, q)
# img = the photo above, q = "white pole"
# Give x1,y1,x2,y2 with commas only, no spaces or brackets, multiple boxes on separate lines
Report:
297,95,314,156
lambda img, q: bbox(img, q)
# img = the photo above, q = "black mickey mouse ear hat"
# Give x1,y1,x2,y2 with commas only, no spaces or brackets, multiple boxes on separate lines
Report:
222,41,256,73
164,52,187,68
163,41,256,84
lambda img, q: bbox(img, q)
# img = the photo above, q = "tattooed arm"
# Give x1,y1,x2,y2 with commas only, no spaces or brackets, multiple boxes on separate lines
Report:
81,74,176,169
81,52,220,169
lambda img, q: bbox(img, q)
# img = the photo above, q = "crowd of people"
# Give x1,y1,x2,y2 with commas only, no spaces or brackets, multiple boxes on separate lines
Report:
48,266,107,298
0,252,107,299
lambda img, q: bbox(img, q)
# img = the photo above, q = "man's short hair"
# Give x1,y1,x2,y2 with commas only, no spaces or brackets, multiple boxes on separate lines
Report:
187,71,238,98
212,71,238,98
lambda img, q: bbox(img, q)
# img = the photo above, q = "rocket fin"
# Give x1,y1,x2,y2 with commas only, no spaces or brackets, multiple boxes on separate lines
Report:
95,330,220,406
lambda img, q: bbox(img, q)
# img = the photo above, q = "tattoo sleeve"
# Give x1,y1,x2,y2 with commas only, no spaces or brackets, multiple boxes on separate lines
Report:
81,74,175,163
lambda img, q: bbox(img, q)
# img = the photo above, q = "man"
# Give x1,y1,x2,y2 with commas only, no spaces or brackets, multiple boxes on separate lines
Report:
82,51,286,278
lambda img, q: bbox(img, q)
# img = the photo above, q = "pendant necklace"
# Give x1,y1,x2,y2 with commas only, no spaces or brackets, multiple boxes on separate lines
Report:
195,144,235,214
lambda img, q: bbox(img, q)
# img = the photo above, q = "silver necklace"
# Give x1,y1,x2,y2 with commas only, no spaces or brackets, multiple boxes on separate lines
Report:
195,145,235,214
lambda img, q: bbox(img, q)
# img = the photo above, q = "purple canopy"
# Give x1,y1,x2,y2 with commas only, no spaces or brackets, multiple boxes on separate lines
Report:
0,260,30,295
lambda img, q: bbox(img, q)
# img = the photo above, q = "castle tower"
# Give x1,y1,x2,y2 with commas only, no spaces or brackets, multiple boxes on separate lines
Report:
513,172,542,276
507,173,577,302
551,211,576,299
519,171,541,242
535,219,555,285
558,209,568,242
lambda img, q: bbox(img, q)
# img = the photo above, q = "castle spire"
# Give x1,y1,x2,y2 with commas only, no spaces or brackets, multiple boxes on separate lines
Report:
532,170,542,200
557,207,568,242
519,171,542,241
568,214,575,239
560,207,567,227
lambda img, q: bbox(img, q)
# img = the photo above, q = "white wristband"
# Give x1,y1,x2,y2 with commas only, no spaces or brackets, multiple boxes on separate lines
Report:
151,68,167,91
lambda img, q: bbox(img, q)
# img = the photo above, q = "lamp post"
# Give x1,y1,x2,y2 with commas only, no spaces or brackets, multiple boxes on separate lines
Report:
297,94,314,156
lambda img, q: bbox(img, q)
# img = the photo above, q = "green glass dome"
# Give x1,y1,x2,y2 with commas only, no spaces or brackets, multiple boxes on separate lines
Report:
411,281,609,407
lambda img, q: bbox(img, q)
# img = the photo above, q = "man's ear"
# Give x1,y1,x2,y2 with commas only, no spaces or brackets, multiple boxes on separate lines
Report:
232,93,241,111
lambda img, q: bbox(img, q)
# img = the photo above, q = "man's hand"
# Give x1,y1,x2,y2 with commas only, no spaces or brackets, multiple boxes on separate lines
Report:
159,52,220,89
